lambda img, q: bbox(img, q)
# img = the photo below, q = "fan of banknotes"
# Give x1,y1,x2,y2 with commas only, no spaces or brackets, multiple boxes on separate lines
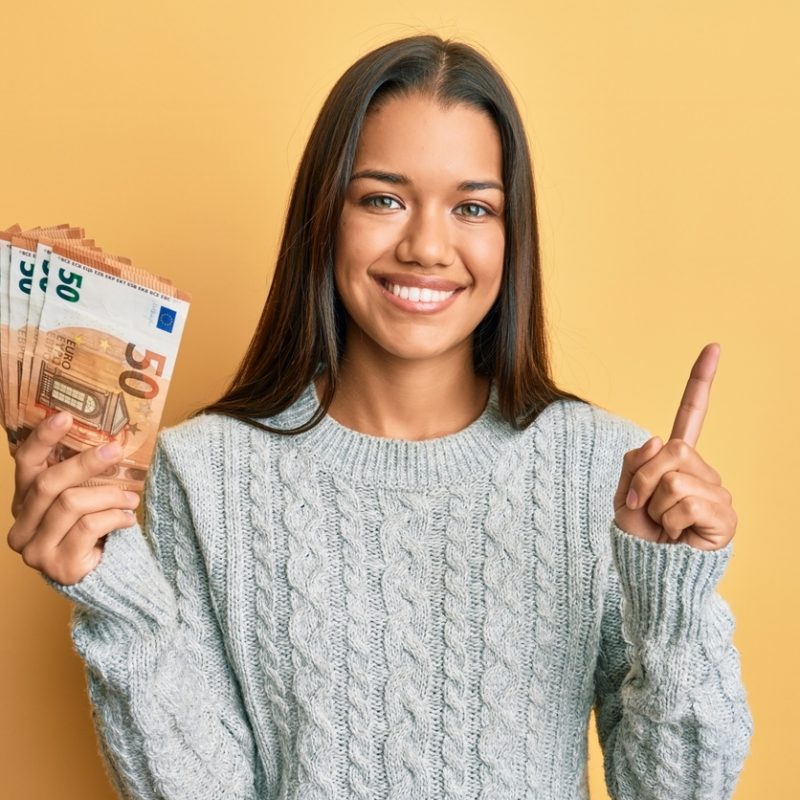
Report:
0,223,191,492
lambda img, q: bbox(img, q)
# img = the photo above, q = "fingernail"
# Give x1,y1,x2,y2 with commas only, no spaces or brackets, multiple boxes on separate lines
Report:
99,442,122,460
48,411,70,427
626,488,638,509
124,491,139,504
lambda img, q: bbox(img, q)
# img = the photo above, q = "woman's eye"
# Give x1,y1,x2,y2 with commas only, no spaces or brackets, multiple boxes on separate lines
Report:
457,203,490,218
363,195,401,210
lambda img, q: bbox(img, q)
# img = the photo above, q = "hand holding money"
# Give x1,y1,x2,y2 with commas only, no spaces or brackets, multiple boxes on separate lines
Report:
7,410,140,585
1,222,191,493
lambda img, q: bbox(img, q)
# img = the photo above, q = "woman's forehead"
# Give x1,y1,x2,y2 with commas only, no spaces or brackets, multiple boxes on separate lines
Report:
354,94,503,185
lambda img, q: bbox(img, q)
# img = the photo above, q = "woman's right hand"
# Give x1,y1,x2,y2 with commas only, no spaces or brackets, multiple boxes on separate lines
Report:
6,410,141,586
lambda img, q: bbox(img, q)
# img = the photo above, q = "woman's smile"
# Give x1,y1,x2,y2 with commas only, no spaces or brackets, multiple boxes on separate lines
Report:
372,274,466,314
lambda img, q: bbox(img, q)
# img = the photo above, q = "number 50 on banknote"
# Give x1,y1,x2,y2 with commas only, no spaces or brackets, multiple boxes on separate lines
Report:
1,225,191,493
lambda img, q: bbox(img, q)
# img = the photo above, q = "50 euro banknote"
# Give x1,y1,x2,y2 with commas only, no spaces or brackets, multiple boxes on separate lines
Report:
16,236,172,432
14,243,190,492
6,227,94,433
1,224,86,430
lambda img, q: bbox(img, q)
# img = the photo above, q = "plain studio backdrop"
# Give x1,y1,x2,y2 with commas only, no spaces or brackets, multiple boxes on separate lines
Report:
1,1,797,797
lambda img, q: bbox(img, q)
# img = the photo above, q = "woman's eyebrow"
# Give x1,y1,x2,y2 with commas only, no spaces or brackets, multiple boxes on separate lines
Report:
349,169,504,192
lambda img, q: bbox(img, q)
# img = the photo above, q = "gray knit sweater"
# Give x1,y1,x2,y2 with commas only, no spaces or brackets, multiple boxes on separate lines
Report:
48,380,752,799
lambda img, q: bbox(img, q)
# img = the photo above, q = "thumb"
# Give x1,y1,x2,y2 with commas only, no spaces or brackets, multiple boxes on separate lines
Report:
613,434,662,511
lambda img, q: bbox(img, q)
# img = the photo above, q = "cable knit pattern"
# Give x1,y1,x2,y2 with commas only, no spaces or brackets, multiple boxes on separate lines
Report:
524,407,558,797
441,484,473,799
249,429,292,792
280,446,337,798
479,440,527,799
379,486,433,799
46,379,752,799
332,472,374,799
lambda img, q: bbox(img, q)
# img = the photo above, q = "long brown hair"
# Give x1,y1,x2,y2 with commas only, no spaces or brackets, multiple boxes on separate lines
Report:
195,34,591,434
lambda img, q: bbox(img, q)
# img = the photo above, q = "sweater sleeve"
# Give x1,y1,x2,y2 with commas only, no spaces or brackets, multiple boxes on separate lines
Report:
592,426,753,799
43,435,266,799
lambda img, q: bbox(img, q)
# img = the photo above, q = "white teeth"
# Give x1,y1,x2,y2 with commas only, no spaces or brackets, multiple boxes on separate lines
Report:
383,280,456,303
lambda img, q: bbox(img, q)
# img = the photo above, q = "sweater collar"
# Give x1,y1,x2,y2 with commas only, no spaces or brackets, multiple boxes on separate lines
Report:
279,378,520,488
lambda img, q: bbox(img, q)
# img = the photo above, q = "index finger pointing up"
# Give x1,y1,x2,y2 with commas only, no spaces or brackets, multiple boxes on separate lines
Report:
669,342,721,447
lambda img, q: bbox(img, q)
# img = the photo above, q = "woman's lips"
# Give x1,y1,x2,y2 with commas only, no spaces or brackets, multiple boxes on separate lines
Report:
373,276,464,314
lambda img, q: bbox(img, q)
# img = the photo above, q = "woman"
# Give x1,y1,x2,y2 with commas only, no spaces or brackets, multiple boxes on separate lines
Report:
7,35,751,799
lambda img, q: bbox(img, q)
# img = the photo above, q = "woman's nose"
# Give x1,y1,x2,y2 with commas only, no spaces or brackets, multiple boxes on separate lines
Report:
395,208,455,268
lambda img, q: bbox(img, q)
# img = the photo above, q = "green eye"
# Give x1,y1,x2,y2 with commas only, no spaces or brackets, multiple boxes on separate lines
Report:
459,203,489,218
364,195,401,209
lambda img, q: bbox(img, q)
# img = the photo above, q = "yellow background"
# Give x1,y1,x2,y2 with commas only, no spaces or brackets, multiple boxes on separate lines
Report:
2,1,797,797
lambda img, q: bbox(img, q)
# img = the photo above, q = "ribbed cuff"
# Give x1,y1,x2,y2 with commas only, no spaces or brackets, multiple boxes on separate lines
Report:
610,520,732,647
43,524,178,634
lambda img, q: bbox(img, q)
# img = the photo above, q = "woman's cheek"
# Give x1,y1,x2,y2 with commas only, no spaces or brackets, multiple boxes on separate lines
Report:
338,214,394,265
460,227,504,282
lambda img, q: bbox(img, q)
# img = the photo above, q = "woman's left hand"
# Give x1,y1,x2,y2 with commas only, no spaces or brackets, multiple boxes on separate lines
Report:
613,343,738,552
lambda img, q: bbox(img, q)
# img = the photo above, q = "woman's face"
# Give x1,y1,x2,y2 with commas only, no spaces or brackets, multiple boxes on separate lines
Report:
333,92,505,369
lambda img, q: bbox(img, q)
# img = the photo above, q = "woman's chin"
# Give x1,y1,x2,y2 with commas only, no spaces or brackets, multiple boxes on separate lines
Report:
376,341,467,364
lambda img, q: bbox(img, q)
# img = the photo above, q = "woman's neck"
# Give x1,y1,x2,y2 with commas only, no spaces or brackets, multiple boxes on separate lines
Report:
314,358,491,442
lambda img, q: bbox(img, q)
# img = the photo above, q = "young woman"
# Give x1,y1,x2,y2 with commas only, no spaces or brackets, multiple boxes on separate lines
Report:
8,35,751,799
